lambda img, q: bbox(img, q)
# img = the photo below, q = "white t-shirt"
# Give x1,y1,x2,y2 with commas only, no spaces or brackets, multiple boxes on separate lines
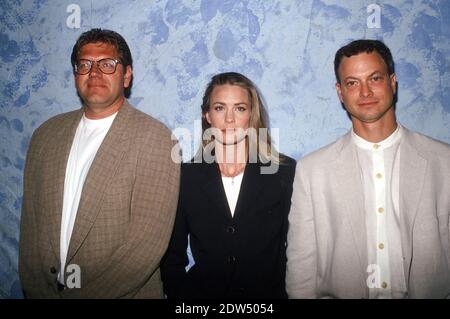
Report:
59,112,117,284
221,172,244,217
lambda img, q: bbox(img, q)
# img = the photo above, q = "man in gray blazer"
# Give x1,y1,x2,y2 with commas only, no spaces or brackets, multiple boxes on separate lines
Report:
19,29,180,298
286,39,450,299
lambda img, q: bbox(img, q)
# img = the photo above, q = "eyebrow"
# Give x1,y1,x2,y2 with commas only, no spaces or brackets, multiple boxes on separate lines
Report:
212,101,248,106
343,71,385,81
78,55,117,60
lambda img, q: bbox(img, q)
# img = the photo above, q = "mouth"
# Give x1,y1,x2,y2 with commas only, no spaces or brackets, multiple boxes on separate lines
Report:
221,128,247,135
358,100,378,107
87,83,107,88
221,128,237,133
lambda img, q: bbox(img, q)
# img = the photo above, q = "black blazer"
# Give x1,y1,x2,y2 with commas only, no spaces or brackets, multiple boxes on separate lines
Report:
161,155,296,299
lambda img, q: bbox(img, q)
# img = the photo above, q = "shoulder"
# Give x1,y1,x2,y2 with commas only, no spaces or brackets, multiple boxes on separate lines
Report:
34,110,79,133
177,161,213,191
279,153,296,167
123,104,179,161
31,109,81,142
298,133,348,169
403,127,450,161
126,104,173,139
180,160,209,177
269,154,295,190
277,153,297,177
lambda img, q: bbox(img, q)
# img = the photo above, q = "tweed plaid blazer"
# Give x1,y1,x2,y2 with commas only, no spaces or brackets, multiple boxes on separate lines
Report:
19,101,180,298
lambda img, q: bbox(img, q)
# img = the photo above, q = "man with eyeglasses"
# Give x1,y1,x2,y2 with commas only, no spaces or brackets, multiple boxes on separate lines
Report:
19,28,180,298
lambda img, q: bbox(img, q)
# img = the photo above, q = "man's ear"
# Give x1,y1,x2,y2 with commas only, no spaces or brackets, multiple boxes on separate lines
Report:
390,73,397,95
124,65,132,88
335,82,344,103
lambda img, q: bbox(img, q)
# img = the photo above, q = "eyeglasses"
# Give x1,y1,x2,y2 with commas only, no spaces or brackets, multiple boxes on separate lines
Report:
74,58,122,75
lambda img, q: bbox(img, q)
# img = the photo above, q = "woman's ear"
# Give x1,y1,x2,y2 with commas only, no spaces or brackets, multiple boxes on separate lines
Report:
205,112,211,124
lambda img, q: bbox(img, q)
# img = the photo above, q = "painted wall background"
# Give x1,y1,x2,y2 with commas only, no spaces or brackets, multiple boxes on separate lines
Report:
1,0,449,298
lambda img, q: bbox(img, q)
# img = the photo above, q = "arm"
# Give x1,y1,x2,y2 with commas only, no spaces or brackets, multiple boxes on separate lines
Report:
160,184,191,299
65,132,180,298
285,161,318,298
19,130,47,298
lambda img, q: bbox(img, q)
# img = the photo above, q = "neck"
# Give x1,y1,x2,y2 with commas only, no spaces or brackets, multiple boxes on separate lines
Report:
215,139,247,165
352,113,397,143
84,97,125,119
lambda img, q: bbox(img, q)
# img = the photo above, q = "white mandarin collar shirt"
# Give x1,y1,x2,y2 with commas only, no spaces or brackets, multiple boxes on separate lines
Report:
351,124,408,299
351,124,402,151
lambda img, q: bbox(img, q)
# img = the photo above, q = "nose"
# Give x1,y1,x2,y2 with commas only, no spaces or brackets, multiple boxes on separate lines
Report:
88,62,102,77
359,81,373,97
225,109,235,123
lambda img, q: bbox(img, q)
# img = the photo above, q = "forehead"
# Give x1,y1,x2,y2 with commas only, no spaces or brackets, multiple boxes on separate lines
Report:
210,84,250,102
338,51,388,78
78,42,118,58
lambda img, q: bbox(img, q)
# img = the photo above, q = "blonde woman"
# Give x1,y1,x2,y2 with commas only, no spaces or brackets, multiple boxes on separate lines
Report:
161,72,295,298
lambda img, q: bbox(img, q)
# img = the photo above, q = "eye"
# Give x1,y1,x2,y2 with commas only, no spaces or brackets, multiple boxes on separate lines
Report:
100,60,115,68
213,105,224,111
236,106,247,112
77,60,91,69
371,75,383,82
345,80,358,87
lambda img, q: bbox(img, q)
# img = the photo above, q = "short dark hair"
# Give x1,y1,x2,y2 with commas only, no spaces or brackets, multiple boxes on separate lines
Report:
71,28,133,97
334,39,395,83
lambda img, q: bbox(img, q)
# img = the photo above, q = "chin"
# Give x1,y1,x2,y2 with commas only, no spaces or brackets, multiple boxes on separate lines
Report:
356,115,385,123
215,137,242,145
216,139,237,146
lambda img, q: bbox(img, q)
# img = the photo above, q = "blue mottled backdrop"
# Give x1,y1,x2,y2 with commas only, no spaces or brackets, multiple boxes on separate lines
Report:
1,0,449,298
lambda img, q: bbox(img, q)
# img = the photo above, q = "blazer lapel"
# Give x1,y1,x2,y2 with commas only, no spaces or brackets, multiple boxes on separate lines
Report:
333,133,368,277
66,102,133,263
199,161,270,220
398,129,427,284
42,109,83,261
200,161,235,219
232,163,268,221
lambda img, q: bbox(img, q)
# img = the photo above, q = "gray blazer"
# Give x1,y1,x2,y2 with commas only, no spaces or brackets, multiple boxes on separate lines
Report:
19,101,180,298
286,126,450,298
